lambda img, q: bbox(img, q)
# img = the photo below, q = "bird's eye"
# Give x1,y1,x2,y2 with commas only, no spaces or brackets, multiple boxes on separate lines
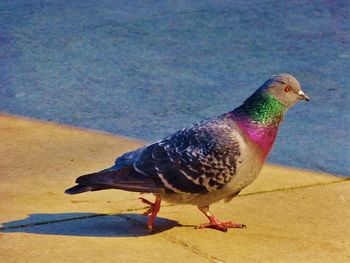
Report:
284,86,292,92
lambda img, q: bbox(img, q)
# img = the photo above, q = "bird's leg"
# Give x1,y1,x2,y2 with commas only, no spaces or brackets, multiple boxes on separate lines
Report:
197,205,246,232
139,196,162,230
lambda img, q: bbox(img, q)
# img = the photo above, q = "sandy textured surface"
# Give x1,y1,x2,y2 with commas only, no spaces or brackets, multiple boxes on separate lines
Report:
1,114,349,263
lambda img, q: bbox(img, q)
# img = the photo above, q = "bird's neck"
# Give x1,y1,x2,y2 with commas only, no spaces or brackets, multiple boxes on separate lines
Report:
231,91,287,159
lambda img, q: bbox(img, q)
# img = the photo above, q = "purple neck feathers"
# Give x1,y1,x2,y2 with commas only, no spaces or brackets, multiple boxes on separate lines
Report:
235,118,280,159
231,91,287,160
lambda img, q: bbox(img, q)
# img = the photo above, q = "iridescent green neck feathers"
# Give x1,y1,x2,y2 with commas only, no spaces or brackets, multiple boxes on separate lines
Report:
234,91,287,126
232,91,288,159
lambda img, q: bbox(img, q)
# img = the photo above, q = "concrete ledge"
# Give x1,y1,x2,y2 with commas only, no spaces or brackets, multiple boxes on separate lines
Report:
1,113,349,263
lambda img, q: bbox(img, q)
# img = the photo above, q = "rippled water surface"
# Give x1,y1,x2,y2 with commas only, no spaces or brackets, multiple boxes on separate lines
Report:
0,0,349,175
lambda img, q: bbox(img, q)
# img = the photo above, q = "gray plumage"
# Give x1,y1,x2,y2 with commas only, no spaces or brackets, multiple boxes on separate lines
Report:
65,74,309,231
66,115,242,204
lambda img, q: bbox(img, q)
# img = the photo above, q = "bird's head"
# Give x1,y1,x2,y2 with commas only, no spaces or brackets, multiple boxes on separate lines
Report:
261,74,310,108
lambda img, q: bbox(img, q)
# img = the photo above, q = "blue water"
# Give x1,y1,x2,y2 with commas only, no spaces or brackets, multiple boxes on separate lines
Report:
0,0,349,175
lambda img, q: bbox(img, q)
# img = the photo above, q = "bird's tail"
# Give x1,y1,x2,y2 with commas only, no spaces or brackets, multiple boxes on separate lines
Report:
64,184,108,194
65,167,163,195
65,185,91,194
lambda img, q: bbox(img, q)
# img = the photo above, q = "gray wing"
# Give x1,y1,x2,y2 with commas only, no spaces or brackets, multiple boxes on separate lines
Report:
128,118,242,194
66,117,242,195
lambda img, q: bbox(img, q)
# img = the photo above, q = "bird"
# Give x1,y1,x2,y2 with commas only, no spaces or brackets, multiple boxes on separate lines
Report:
65,73,310,232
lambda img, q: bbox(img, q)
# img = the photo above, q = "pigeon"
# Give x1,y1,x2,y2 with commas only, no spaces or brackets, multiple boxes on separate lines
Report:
65,73,310,232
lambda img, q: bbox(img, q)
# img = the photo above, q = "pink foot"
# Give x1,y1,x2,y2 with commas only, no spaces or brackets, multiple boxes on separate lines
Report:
197,216,246,232
139,197,161,231
139,198,154,216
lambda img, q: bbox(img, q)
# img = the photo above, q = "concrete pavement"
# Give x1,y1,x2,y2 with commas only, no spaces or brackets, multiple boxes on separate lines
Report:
1,113,349,263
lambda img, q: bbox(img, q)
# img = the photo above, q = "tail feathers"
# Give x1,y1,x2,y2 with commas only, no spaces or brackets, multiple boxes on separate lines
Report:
65,184,112,194
64,168,163,195
65,185,93,195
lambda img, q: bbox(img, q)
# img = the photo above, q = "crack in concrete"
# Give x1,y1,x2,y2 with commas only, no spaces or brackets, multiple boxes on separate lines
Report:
159,233,225,263
0,205,173,231
238,178,350,197
0,213,110,231
1,179,349,232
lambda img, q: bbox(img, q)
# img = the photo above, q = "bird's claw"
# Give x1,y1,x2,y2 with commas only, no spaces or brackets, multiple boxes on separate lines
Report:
197,221,246,232
139,196,162,231
139,198,155,216
139,197,154,206
147,225,154,233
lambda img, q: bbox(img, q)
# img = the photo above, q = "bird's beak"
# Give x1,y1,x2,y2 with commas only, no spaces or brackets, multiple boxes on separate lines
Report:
298,90,310,101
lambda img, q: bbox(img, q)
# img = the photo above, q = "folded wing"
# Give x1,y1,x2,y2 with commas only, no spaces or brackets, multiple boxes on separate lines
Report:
65,117,242,195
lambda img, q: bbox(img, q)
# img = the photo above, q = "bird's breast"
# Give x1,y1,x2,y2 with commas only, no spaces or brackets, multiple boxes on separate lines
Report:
160,129,265,207
235,119,279,160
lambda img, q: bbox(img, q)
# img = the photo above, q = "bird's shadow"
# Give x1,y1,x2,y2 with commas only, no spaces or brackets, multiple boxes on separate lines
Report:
0,212,182,237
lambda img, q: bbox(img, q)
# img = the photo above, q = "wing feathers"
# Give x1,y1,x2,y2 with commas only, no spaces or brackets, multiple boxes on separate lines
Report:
65,116,242,196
